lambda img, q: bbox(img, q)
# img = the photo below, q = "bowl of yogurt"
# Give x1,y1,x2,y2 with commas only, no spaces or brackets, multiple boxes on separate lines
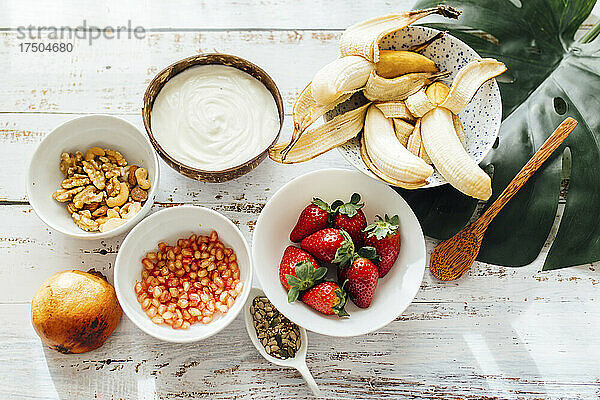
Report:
142,54,284,182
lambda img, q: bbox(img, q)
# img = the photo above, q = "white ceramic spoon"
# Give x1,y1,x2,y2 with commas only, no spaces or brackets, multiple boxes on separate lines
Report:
244,287,322,398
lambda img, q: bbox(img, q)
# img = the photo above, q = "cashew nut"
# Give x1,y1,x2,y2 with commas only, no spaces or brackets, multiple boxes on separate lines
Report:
106,208,120,219
120,201,141,220
135,167,151,190
85,146,105,161
106,182,129,208
99,217,128,233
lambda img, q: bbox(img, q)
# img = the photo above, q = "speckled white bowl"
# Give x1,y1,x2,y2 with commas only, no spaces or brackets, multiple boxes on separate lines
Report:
26,115,159,239
333,25,502,188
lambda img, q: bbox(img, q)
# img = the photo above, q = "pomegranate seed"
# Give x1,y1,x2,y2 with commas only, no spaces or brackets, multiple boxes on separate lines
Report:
177,298,189,309
142,258,155,270
217,305,228,313
159,291,170,303
136,231,241,329
172,319,183,329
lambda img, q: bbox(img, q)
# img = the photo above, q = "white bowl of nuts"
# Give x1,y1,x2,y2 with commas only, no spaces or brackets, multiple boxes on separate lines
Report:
27,115,159,239
114,205,251,343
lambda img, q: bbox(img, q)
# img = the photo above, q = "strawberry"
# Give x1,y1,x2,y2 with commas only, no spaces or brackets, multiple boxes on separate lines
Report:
338,248,379,308
290,198,331,242
278,246,326,302
363,214,401,278
300,228,354,266
301,281,349,317
332,193,367,246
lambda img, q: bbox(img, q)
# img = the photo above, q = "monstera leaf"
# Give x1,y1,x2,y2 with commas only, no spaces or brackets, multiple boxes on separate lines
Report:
398,0,600,270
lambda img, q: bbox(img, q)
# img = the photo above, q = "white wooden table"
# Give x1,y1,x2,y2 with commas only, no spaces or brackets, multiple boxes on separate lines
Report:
2,1,600,399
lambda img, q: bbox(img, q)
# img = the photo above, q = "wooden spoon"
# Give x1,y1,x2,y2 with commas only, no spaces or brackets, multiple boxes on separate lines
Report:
430,117,578,281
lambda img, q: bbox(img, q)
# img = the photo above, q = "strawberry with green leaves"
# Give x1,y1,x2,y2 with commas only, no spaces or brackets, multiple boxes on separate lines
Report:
363,214,401,278
279,246,326,302
300,228,355,266
331,193,367,246
301,281,349,317
290,198,332,243
338,247,379,308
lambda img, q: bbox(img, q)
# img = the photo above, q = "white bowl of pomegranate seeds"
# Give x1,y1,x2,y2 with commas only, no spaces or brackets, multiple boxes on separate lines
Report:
114,205,251,342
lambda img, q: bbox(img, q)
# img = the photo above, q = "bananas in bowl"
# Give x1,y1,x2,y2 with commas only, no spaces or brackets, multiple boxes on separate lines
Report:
269,6,506,200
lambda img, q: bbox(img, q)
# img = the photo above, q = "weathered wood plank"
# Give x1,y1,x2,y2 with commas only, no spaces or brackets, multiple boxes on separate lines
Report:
2,303,599,399
1,30,341,114
1,1,419,30
2,112,348,202
2,203,597,304
4,0,600,31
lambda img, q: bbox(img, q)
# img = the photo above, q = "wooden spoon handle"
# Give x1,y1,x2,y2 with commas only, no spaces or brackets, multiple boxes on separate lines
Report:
477,117,577,227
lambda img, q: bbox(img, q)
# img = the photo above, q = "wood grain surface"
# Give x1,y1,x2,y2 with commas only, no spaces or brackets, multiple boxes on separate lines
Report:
2,1,600,399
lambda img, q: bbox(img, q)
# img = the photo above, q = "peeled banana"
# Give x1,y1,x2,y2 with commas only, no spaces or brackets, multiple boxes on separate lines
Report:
374,101,415,122
363,105,433,185
340,5,461,62
376,50,438,79
440,58,507,114
404,88,436,118
270,103,370,163
360,136,429,189
421,107,491,200
363,70,448,102
282,83,355,158
452,113,467,149
311,56,375,105
392,118,414,146
406,119,422,156
425,81,450,105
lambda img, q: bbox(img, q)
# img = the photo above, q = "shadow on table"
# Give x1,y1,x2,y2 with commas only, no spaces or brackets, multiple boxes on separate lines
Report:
40,316,318,399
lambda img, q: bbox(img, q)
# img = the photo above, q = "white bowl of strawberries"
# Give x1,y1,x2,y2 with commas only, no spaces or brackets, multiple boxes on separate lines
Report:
253,168,426,336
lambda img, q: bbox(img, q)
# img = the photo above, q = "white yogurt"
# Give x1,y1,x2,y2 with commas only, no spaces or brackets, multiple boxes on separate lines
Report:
151,64,280,171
